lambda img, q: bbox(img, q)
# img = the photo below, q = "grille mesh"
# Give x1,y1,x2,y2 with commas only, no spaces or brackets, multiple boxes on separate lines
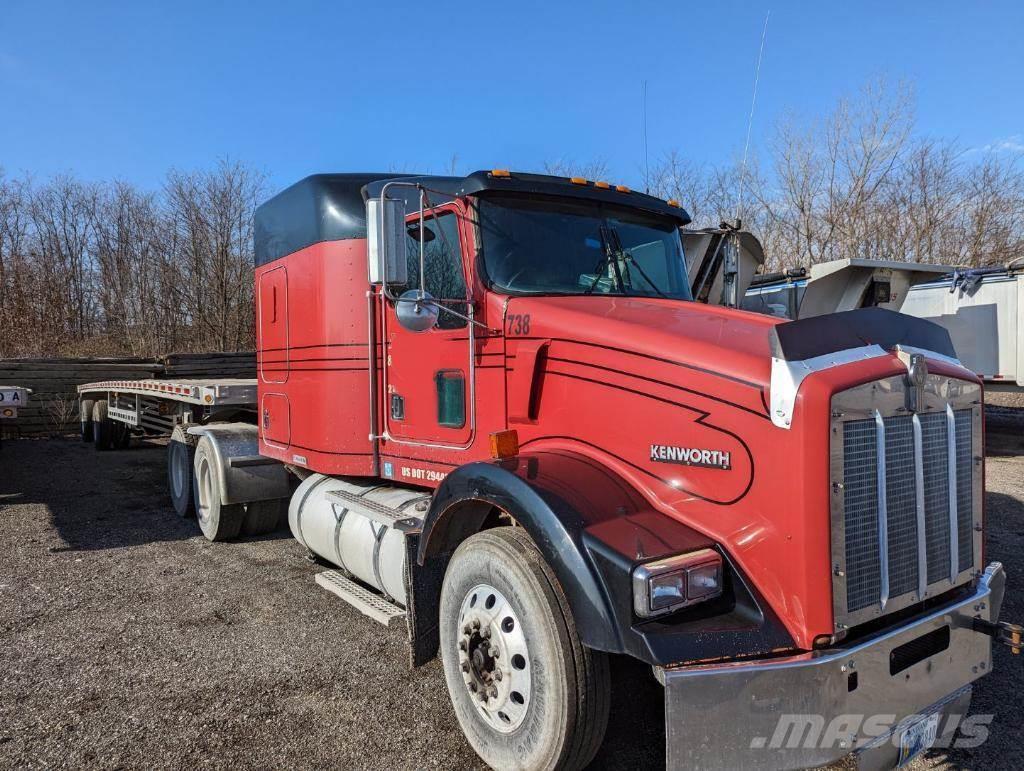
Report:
843,420,880,612
920,413,951,585
841,407,975,616
883,416,918,599
955,409,974,572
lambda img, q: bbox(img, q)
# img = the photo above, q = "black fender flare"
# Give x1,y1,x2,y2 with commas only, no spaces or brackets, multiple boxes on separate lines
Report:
418,451,715,655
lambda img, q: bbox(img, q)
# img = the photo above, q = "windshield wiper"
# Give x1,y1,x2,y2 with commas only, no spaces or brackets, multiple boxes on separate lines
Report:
615,228,668,299
584,226,628,295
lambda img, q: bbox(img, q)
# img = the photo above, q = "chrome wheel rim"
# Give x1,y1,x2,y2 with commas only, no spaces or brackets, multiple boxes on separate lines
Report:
457,583,531,733
170,443,187,499
196,456,212,526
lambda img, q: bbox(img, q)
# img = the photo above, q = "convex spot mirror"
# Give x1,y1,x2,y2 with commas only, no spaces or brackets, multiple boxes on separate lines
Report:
396,289,440,332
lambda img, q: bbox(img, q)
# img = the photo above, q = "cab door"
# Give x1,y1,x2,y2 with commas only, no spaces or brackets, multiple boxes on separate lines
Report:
383,204,474,447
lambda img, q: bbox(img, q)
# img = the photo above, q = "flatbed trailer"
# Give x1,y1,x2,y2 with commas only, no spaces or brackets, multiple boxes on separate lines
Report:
77,377,257,432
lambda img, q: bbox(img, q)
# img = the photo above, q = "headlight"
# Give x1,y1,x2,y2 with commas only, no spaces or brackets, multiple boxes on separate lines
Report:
631,548,723,618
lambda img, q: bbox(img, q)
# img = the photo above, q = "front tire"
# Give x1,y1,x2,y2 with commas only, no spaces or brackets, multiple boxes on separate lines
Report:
439,527,610,771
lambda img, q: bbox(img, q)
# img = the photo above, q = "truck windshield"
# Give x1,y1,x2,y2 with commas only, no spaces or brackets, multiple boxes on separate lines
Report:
476,195,692,300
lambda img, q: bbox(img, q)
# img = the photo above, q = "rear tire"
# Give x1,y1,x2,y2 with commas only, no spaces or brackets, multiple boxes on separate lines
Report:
80,399,95,442
242,499,282,536
439,527,610,771
114,421,132,449
93,400,113,451
193,436,244,541
168,425,198,517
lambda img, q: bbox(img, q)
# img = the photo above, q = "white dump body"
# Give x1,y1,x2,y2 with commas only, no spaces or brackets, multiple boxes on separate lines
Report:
742,258,950,319
902,270,1024,387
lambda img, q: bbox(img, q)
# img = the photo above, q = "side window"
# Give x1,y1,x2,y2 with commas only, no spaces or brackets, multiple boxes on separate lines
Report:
405,212,468,330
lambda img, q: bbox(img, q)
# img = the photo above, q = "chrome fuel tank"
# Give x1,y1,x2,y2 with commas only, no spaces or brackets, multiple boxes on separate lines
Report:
288,474,429,606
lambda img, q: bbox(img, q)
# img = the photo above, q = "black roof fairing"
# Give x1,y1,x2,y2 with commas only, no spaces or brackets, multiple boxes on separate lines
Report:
254,170,692,267
254,173,417,267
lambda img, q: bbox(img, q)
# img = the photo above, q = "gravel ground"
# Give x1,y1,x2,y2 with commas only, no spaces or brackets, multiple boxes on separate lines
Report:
0,432,1021,770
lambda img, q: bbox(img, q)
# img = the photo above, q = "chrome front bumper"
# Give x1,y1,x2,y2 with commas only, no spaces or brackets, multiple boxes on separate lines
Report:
658,562,1007,770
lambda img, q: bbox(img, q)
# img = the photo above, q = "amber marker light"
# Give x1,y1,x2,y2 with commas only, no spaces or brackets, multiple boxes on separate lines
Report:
667,199,681,207
594,180,610,189
489,429,520,459
490,169,511,178
569,177,588,185
615,184,631,192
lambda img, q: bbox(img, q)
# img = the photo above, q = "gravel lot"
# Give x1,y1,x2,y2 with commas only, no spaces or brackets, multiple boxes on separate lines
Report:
1,429,1022,770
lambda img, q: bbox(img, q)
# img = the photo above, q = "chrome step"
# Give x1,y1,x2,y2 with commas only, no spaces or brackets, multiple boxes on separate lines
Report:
315,570,406,627
326,488,425,533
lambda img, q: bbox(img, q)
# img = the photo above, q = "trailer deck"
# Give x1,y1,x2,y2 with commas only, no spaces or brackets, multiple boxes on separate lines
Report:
77,378,257,433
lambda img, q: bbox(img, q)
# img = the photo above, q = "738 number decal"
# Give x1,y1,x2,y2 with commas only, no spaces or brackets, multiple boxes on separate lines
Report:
506,313,531,336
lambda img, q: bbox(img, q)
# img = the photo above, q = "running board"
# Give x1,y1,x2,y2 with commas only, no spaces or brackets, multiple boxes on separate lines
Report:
315,570,406,627
325,488,425,533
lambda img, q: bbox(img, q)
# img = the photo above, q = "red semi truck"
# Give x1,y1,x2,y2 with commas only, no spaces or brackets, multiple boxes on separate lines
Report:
79,171,1020,770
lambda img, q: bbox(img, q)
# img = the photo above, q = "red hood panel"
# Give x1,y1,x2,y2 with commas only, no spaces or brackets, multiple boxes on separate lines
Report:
503,295,835,649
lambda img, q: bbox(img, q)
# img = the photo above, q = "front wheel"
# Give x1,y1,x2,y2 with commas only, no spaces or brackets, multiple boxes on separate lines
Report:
439,527,610,771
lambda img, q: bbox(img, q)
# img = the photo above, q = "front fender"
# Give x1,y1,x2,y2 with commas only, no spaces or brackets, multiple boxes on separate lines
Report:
419,451,729,659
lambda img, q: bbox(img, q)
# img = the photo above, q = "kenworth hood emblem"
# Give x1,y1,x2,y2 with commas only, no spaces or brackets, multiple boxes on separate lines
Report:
650,444,732,470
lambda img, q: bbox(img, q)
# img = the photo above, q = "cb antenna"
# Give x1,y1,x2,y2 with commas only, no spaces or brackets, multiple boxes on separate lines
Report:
737,10,770,225
642,79,650,192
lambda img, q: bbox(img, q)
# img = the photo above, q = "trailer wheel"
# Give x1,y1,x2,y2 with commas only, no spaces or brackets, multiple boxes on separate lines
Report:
80,399,95,442
439,527,610,771
93,400,113,451
114,421,132,449
193,436,244,541
168,425,198,517
242,500,282,536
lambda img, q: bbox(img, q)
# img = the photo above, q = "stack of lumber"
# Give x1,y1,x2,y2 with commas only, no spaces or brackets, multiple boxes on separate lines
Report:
159,352,256,379
0,352,256,437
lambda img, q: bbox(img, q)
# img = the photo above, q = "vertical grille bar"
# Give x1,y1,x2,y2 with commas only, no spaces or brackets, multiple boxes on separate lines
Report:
911,414,927,600
874,409,890,609
945,404,959,584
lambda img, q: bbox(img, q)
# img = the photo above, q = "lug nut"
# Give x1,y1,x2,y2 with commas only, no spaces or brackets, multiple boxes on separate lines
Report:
459,640,467,651
472,620,481,630
489,687,498,699
478,692,488,703
463,624,472,635
493,670,502,681
461,662,470,673
469,682,478,692
482,628,491,639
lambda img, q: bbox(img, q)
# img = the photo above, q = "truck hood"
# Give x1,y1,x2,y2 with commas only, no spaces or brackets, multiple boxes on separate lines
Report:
504,295,780,391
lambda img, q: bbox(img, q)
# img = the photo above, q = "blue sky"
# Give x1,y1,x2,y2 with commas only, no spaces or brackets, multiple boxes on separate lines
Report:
1,1,1021,194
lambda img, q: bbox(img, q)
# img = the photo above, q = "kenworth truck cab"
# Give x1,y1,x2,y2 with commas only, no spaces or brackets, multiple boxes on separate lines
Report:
126,171,1021,769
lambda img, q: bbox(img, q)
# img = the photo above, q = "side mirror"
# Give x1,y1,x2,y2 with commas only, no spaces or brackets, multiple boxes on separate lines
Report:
396,289,439,332
367,197,408,284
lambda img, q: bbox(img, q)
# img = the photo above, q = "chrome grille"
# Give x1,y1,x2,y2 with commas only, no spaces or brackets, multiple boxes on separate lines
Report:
830,373,982,631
